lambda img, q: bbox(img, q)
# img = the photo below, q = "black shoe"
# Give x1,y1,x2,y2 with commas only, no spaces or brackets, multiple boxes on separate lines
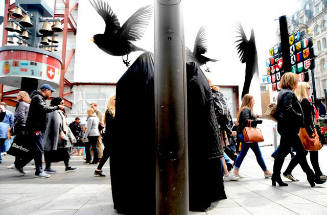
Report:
272,174,288,186
15,167,25,175
307,175,316,187
94,170,106,177
91,161,98,164
65,166,77,171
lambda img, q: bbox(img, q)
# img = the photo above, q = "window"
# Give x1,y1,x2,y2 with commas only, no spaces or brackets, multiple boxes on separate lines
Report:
323,20,327,31
323,38,327,49
315,3,321,16
318,40,322,51
314,25,320,36
320,59,327,71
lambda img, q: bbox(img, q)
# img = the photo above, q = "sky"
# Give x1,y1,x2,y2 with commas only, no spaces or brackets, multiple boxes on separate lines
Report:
74,0,301,85
0,0,302,85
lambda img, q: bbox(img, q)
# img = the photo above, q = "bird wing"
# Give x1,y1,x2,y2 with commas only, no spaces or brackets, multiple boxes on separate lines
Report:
193,26,207,56
89,0,121,35
235,24,249,63
118,5,153,41
186,47,197,63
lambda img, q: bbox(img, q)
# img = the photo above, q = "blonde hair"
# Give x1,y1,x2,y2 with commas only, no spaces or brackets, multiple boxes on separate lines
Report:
294,82,310,101
17,91,31,103
104,95,116,124
87,108,95,117
237,94,254,122
279,72,299,90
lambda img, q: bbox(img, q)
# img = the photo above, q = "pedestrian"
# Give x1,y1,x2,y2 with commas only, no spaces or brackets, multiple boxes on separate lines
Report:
43,97,77,173
207,78,238,181
15,84,64,178
69,117,83,146
232,94,272,178
0,102,14,164
282,82,326,183
94,95,115,177
316,99,326,117
272,72,316,187
84,108,100,164
8,91,30,172
90,102,104,160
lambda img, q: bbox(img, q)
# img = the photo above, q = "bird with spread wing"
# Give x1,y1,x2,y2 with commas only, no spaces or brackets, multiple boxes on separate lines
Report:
235,24,258,98
187,26,217,72
89,0,152,66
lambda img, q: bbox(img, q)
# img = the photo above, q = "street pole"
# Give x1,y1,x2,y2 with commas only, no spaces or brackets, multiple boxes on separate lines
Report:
154,0,188,215
311,69,317,103
279,15,291,73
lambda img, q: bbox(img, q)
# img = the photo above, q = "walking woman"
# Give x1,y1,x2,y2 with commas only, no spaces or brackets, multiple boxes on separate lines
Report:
84,108,100,164
43,97,76,173
282,82,326,183
94,95,115,176
272,72,316,187
233,94,272,178
12,91,30,174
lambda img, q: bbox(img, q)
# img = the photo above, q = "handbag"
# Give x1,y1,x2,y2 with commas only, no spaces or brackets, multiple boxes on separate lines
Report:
242,121,264,143
299,128,322,151
7,138,32,157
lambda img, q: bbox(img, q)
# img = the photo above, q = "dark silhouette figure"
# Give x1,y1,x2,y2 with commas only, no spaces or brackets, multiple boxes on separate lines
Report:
0,16,3,25
187,26,217,72
235,24,258,98
89,0,152,66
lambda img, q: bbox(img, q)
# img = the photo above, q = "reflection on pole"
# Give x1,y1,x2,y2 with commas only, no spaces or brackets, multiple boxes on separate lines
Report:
154,0,188,214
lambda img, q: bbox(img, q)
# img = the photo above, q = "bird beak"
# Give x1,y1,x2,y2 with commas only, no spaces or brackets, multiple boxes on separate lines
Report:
91,38,94,42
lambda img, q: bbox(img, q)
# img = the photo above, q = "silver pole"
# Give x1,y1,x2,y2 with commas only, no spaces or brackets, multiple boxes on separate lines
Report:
154,0,188,214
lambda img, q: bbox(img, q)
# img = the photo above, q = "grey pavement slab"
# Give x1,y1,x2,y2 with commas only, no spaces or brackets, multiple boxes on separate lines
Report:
1,132,327,214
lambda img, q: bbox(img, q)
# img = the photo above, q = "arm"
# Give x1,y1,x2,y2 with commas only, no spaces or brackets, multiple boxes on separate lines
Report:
282,92,303,122
239,108,251,128
84,118,91,138
35,96,59,113
301,98,314,137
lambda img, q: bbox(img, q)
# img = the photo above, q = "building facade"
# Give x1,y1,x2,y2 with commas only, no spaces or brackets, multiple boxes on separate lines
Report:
290,0,327,99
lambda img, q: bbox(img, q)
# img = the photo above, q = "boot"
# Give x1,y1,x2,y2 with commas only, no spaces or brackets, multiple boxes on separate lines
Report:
272,173,288,186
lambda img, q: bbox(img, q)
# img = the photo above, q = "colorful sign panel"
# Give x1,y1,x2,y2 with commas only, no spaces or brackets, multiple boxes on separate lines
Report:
0,50,61,85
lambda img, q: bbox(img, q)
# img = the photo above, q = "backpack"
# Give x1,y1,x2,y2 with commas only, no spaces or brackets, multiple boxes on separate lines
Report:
212,90,230,121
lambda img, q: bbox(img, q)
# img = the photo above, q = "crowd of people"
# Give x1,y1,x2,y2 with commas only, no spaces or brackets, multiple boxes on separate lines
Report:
0,84,115,178
0,68,327,213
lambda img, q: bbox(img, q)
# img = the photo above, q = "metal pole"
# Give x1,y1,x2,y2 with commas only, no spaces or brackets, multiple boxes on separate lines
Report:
60,0,69,98
311,69,317,103
155,0,188,214
279,15,291,73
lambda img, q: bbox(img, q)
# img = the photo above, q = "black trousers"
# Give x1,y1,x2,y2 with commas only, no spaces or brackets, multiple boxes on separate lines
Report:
85,136,99,163
16,132,44,174
273,132,314,178
284,150,323,177
97,143,110,170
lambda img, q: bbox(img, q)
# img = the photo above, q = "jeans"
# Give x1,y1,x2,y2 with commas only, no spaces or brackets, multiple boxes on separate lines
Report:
234,134,267,171
0,138,5,161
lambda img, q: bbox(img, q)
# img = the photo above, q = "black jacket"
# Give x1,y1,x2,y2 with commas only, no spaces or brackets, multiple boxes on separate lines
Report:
26,91,59,132
69,121,82,139
237,107,256,134
301,98,315,137
103,109,114,146
276,88,304,135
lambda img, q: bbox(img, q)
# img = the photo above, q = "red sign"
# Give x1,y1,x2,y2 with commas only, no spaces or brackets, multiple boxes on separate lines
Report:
277,58,283,69
47,66,55,80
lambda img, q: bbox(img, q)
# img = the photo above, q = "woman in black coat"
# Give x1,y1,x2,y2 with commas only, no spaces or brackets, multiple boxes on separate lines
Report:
94,95,115,177
282,82,326,183
272,72,316,187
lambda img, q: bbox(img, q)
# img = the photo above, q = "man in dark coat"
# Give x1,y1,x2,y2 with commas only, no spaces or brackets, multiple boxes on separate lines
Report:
110,53,225,214
15,84,64,178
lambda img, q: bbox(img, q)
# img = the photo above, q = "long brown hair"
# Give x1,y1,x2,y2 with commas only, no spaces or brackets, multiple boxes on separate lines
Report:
237,94,254,122
104,95,116,124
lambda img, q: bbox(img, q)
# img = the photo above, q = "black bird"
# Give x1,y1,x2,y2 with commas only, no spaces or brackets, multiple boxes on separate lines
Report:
89,0,152,66
186,26,217,72
235,24,258,98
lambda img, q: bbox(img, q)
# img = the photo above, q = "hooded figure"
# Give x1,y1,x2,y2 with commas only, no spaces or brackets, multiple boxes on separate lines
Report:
110,52,225,214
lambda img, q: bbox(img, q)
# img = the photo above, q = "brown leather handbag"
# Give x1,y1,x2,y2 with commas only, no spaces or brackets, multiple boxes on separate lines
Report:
242,121,264,143
299,128,322,151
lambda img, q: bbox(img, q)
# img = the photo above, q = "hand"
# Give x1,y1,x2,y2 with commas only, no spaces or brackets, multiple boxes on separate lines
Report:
232,131,237,136
58,105,65,109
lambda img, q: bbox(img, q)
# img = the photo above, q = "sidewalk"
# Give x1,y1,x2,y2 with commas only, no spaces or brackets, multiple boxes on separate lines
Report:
1,144,327,215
